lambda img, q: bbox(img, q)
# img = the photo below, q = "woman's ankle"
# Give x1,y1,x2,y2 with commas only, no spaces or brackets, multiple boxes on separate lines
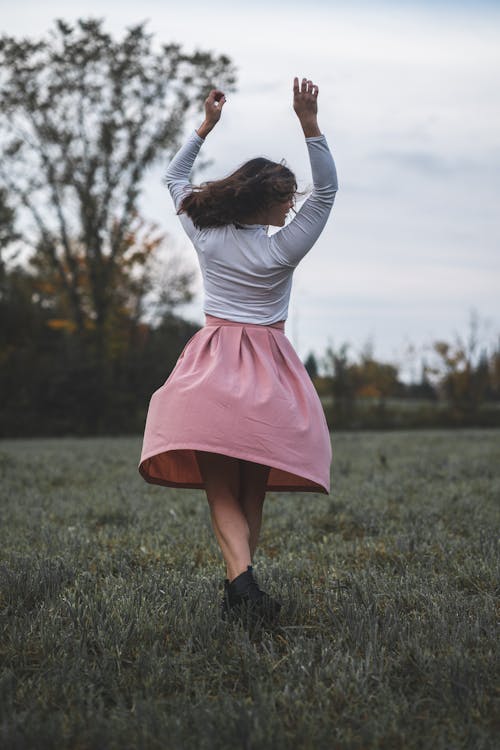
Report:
228,563,253,583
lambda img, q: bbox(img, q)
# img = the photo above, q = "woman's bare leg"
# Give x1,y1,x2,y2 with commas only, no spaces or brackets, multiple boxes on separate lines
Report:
196,450,252,582
239,459,271,559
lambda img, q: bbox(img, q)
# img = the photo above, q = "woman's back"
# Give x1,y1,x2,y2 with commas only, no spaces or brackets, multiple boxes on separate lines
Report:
165,129,338,324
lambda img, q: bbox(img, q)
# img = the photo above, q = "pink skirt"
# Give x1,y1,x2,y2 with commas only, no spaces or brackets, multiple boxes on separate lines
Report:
138,314,332,494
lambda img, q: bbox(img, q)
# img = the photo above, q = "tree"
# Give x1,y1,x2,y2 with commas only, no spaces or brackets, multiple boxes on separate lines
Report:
0,19,236,435
322,342,356,425
304,351,318,379
0,187,19,255
0,186,23,348
407,356,436,399
0,18,236,351
28,215,196,350
351,338,401,399
488,336,500,400
424,310,492,418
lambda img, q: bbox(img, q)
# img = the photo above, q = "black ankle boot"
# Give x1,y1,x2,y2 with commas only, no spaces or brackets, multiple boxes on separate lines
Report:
221,566,281,624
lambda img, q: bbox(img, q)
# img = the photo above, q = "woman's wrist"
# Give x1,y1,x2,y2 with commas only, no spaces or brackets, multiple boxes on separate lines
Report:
196,120,216,139
299,118,321,138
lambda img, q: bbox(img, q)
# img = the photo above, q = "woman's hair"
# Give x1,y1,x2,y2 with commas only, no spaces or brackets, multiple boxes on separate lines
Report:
177,157,300,229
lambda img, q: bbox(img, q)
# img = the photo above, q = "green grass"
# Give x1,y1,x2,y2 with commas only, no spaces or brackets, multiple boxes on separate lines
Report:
0,430,498,750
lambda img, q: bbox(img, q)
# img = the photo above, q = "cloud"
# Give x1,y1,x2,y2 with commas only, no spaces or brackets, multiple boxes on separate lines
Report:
370,149,456,175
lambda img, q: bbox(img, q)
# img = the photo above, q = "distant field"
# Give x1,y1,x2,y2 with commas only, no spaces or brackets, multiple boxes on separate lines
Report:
0,430,498,750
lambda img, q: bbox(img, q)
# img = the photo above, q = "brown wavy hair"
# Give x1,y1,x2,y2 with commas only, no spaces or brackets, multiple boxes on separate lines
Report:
177,157,299,229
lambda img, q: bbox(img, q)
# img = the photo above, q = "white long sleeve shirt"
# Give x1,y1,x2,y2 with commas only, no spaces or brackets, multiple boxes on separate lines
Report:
164,130,338,324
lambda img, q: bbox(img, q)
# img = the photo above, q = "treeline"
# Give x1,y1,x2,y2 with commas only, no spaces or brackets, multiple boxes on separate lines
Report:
2,252,499,435
303,322,500,429
0,262,201,436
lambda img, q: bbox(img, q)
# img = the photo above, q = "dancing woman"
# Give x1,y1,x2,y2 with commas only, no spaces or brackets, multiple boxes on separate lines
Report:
139,77,338,625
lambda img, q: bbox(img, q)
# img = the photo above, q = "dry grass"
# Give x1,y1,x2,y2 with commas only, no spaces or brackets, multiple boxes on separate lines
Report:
0,429,498,749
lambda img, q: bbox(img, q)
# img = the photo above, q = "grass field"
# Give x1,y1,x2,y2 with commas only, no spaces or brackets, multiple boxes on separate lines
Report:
0,430,498,749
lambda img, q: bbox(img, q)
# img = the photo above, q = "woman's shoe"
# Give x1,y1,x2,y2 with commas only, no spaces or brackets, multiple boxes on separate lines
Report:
221,566,281,625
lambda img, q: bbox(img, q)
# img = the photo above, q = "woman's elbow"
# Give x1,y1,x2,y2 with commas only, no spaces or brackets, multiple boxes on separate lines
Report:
164,171,176,189
314,184,338,205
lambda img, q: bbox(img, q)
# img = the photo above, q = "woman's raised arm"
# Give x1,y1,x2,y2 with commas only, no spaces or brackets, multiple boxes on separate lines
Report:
269,77,338,267
164,89,227,212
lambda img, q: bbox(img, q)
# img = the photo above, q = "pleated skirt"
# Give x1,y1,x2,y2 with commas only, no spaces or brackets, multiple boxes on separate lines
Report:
138,314,332,493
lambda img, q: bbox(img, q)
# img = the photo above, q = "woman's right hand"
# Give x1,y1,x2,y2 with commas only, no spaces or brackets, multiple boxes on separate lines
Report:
293,77,321,137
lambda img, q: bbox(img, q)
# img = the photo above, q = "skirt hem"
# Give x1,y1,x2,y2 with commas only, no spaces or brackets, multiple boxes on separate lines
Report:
138,442,330,495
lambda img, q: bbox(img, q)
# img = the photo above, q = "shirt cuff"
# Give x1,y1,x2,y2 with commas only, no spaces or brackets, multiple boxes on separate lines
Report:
305,134,326,142
192,129,205,144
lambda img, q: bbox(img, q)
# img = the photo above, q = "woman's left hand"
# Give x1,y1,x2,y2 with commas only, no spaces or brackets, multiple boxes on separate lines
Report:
204,89,226,126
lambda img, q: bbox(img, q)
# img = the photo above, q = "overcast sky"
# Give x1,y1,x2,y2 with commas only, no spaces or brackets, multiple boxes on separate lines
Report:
2,0,500,379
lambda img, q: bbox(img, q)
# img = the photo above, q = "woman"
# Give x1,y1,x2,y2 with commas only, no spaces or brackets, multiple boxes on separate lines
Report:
139,77,338,626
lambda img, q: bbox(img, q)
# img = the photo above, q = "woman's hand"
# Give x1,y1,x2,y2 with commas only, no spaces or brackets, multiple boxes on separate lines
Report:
293,77,321,137
196,89,226,139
